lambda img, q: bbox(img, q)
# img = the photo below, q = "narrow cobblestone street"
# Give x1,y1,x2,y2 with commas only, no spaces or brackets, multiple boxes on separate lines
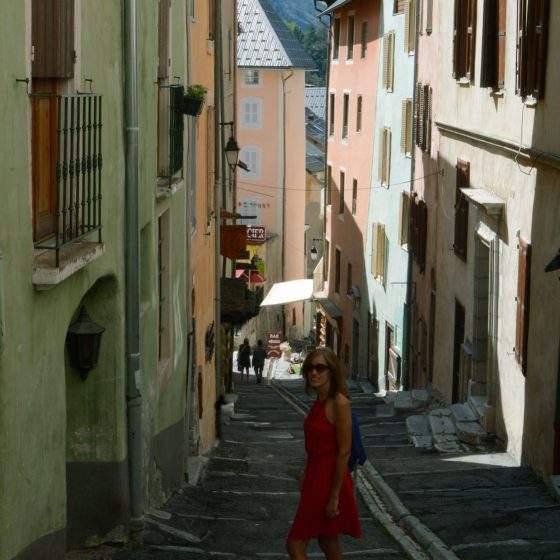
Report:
65,366,560,560
96,373,411,559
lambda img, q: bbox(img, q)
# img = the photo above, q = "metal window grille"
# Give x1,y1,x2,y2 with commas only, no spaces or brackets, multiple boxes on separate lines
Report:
168,84,184,179
34,92,103,266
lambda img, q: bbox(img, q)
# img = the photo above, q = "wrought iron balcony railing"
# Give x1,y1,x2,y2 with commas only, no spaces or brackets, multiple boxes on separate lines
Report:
34,92,103,266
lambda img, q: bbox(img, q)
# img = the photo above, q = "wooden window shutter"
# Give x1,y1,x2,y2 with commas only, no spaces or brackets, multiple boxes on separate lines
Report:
373,223,386,280
453,0,465,78
413,82,421,146
384,128,392,186
404,0,411,53
383,33,390,89
401,100,408,153
515,237,531,374
388,32,395,91
527,0,550,99
158,0,171,79
378,128,385,183
417,86,425,148
399,191,410,246
454,159,470,260
32,79,58,241
326,165,332,205
426,0,433,34
411,193,419,257
424,86,432,152
466,0,477,81
516,0,528,95
406,99,413,154
418,198,428,272
32,0,75,78
497,0,506,87
372,224,378,274
378,224,386,280
480,0,497,87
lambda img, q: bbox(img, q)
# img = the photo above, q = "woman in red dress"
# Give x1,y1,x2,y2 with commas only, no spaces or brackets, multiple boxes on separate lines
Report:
286,347,361,559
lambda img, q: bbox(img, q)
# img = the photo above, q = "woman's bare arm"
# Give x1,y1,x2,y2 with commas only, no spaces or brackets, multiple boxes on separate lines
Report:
325,393,352,516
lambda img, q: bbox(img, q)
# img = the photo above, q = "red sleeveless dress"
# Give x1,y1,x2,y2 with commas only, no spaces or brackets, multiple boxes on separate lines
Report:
288,397,362,540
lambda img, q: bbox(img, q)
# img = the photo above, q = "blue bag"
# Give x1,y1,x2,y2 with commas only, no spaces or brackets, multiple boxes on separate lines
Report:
349,410,367,472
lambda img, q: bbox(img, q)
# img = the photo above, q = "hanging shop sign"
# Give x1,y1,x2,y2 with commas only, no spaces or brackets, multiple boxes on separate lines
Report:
247,226,266,243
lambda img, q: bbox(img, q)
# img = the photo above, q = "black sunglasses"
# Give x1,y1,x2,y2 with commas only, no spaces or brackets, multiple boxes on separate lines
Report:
303,363,329,374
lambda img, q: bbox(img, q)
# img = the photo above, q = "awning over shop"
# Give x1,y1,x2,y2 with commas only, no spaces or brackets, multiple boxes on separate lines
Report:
260,279,313,306
236,269,267,283
313,291,343,322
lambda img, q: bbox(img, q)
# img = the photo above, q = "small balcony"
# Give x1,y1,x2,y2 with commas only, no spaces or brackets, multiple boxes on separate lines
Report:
32,91,104,288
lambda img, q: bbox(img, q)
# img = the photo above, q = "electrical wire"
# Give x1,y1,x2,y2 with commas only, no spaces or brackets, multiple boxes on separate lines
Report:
236,168,444,193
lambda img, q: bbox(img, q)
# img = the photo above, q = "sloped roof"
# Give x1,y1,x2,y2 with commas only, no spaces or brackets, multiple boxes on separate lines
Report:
318,0,353,16
306,140,325,174
238,0,316,69
305,87,326,120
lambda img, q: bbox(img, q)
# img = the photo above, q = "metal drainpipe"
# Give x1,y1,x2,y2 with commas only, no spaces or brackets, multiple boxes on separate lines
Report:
124,0,143,539
402,0,420,390
281,70,293,337
214,0,223,398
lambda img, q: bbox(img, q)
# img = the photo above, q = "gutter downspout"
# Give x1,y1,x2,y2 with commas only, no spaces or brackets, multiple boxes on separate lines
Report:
281,70,294,337
402,0,420,390
124,0,143,539
215,0,223,398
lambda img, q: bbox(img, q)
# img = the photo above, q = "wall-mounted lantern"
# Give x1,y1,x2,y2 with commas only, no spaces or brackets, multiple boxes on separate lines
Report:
220,121,241,171
66,307,105,380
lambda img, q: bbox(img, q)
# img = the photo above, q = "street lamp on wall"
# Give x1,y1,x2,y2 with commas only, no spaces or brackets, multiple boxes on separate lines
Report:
66,307,105,380
220,121,241,172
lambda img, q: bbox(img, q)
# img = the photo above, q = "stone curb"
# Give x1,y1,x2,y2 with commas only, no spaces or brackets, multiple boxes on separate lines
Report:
361,462,459,560
273,380,460,559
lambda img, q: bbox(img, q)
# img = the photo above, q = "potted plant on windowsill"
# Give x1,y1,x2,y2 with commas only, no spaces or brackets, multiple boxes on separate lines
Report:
183,84,207,116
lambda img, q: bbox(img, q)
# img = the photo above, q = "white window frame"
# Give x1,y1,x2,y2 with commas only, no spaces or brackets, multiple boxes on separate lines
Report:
243,69,261,87
239,146,261,180
240,98,262,129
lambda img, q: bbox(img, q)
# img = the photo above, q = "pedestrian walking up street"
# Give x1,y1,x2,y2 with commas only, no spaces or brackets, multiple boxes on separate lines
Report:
252,339,267,384
237,338,252,381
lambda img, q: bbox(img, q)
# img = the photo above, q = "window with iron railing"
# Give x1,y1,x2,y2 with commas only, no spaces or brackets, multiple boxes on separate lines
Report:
158,84,184,183
32,90,103,266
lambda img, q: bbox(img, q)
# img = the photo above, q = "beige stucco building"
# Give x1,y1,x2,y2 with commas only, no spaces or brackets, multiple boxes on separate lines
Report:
235,0,315,345
432,0,560,483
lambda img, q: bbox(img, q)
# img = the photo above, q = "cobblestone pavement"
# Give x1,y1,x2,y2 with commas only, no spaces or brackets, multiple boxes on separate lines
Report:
82,374,411,559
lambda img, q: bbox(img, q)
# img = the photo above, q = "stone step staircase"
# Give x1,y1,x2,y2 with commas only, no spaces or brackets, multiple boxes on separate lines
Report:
396,391,490,453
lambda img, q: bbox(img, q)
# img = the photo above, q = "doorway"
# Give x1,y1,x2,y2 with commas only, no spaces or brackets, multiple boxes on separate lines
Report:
452,300,465,403
385,322,397,391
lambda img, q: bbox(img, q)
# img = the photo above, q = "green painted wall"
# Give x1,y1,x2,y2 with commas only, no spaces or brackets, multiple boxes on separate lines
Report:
0,0,191,557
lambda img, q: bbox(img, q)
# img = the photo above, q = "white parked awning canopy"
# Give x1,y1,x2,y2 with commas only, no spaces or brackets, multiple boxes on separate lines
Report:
260,279,314,306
